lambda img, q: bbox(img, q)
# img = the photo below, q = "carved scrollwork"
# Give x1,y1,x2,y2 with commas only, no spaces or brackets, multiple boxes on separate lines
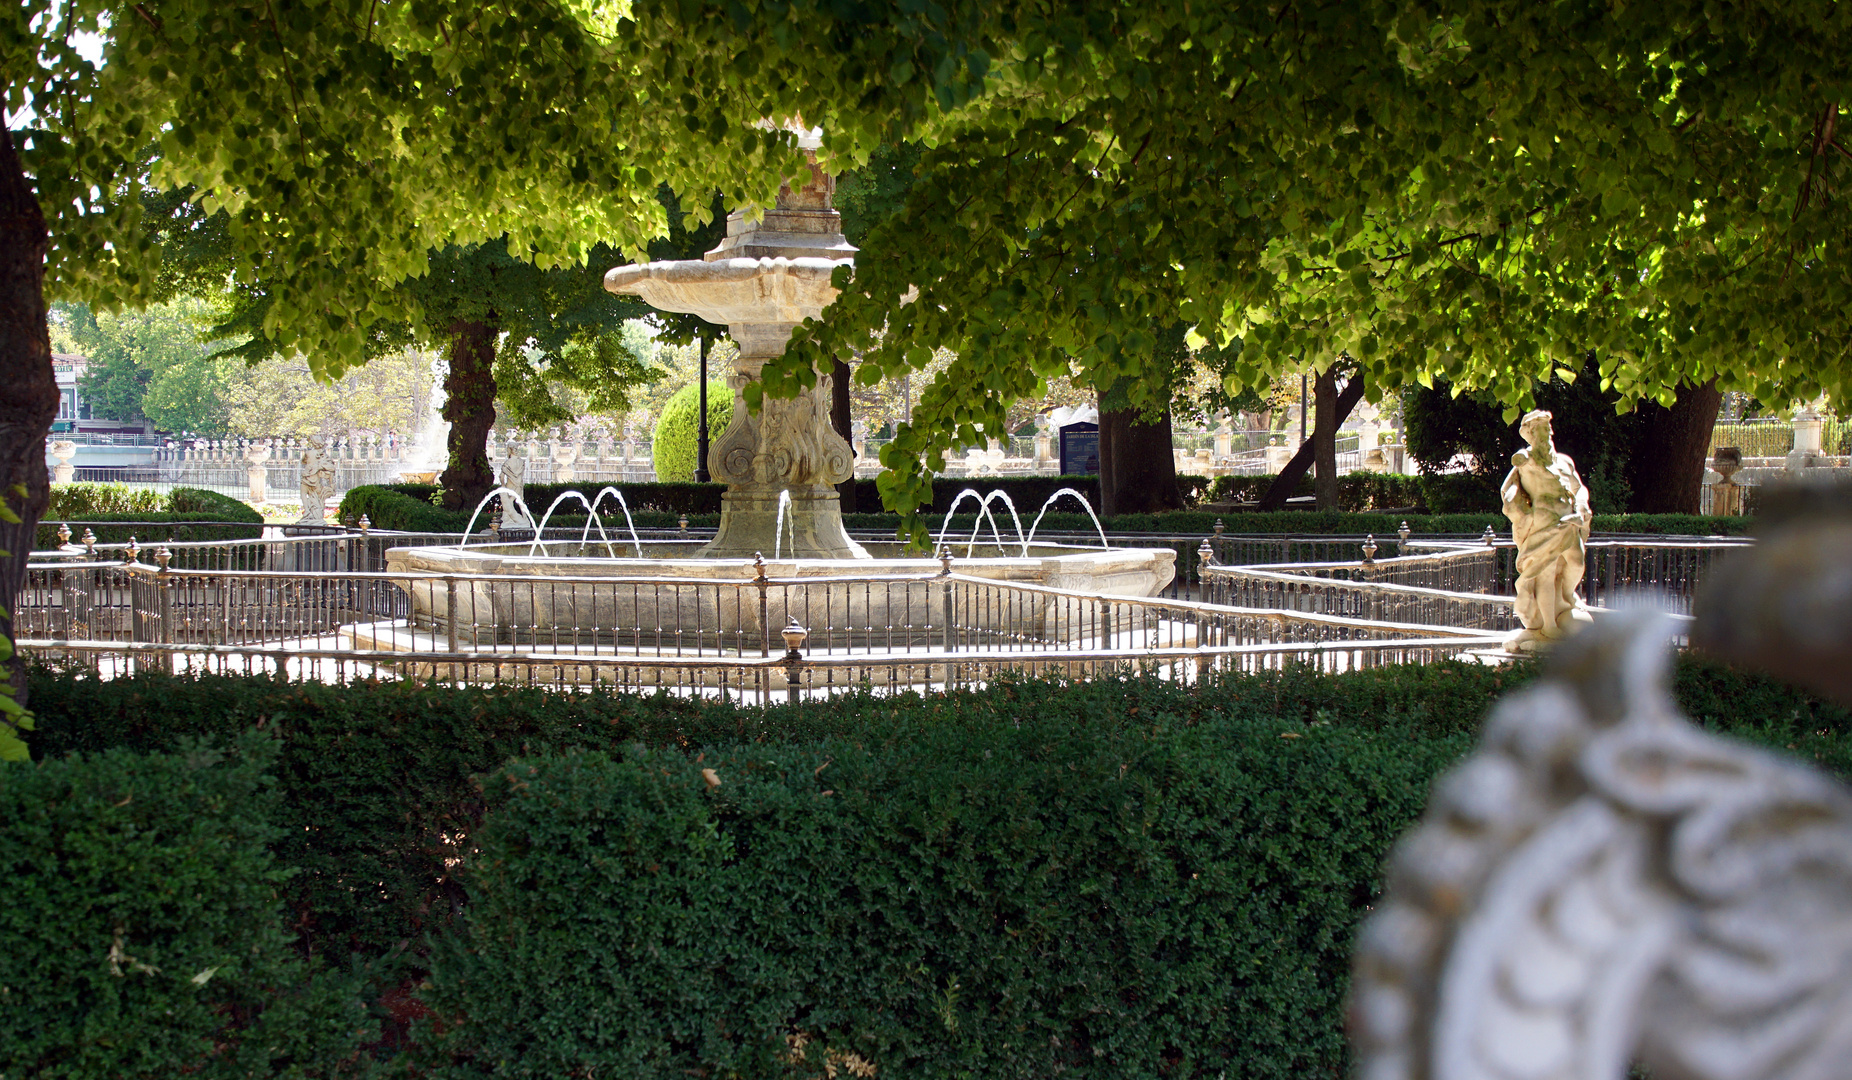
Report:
1354,610,1852,1080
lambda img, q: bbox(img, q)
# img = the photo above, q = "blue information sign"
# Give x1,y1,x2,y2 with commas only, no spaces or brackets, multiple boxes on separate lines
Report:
1059,422,1100,475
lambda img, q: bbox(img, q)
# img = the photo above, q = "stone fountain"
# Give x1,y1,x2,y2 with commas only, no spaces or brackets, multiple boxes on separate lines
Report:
604,145,861,559
368,143,1174,663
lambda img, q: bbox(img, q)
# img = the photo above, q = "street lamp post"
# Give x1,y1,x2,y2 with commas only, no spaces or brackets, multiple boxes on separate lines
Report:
695,335,711,483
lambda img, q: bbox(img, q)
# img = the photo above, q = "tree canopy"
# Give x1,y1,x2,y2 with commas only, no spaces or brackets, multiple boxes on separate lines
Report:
665,0,1852,524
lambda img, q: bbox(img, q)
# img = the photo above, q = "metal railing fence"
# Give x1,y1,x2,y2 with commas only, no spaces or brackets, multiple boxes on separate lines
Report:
20,558,1501,696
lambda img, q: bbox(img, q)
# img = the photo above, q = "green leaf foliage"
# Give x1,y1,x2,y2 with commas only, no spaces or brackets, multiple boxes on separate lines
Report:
651,380,735,483
0,734,376,1076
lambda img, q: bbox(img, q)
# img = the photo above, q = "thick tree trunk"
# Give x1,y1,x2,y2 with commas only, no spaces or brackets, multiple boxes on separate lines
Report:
1257,372,1367,511
1313,366,1340,510
0,127,59,714
438,320,499,513
1098,408,1120,516
1625,380,1722,514
1099,407,1182,516
831,358,855,513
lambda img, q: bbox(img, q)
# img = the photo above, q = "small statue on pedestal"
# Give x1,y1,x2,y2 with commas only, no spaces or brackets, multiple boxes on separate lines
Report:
1500,409,1592,653
297,435,336,525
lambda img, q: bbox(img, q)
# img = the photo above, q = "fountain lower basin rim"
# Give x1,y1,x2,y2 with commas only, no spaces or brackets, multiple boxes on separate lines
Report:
603,256,850,323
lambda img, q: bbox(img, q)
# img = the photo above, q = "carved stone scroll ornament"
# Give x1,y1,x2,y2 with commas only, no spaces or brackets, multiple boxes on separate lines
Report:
1352,609,1852,1080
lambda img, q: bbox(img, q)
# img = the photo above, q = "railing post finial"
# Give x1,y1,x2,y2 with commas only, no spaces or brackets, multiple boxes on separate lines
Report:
154,546,172,571
939,547,954,577
1197,537,1215,569
1397,520,1411,554
81,528,97,557
781,618,809,705
124,536,140,565
1362,535,1377,564
1482,525,1497,547
678,514,689,538
358,514,371,535
56,522,71,548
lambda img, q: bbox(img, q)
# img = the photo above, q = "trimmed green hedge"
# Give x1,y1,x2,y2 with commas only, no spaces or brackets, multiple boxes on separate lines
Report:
36,487,264,549
166,487,264,523
420,714,1459,1078
410,658,1852,1077
1206,471,1596,515
27,657,1846,970
339,485,475,533
46,482,165,517
22,659,1852,1075
0,734,374,1078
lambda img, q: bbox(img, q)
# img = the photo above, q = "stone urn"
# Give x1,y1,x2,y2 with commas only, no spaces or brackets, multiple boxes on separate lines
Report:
49,440,76,484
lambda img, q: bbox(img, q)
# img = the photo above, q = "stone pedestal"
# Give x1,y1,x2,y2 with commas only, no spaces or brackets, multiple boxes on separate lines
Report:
702,339,862,558
244,442,272,503
552,440,581,484
1264,444,1293,471
49,440,75,484
1788,406,1826,473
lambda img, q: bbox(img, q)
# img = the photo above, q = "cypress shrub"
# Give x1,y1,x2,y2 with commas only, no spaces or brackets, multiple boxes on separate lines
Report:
653,380,734,482
0,734,375,1077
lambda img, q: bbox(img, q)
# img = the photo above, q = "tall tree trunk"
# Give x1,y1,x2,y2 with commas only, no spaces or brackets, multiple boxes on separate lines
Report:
1625,380,1722,514
438,320,498,513
1097,407,1123,517
831,358,855,513
1313,365,1340,510
1100,407,1182,516
1257,372,1367,511
0,126,59,713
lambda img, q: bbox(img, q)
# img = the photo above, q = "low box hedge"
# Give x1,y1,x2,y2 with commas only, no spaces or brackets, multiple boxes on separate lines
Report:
418,713,1462,1078
36,487,264,550
0,733,374,1078
21,658,1852,1076
410,658,1852,1078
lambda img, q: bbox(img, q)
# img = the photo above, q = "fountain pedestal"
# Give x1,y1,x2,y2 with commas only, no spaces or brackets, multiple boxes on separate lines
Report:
606,151,865,559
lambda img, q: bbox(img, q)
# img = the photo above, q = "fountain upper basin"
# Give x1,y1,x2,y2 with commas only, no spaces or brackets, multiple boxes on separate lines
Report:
603,256,846,324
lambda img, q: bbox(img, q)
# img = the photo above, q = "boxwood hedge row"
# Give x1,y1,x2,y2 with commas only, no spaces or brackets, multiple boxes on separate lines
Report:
19,659,1848,1076
0,734,375,1078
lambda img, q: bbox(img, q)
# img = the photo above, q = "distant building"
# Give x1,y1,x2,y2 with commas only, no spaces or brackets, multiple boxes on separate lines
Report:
51,353,91,431
46,353,161,476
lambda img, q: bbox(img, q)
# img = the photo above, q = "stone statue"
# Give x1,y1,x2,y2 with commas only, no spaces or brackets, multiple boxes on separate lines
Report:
1352,609,1852,1080
1500,410,1592,652
297,435,336,524
495,455,533,529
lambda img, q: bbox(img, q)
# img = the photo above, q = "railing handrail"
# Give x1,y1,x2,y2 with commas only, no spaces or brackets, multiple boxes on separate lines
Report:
17,635,1514,668
1203,563,1518,607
